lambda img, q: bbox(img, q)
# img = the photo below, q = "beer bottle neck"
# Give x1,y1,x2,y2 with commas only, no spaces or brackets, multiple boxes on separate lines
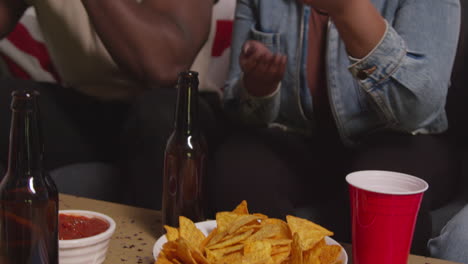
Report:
174,74,200,136
7,91,44,176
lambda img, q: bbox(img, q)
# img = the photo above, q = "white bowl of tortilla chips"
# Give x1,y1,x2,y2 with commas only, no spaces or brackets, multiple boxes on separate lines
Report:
153,201,347,264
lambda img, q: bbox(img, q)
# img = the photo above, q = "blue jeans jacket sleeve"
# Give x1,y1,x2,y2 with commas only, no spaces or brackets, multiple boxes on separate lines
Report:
224,0,281,125
348,0,460,134
225,0,460,139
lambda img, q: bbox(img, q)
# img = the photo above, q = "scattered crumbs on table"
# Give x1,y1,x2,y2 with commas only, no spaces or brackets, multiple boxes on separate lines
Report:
138,249,143,252
120,258,127,262
129,244,135,249
141,243,147,246
59,202,71,208
138,238,143,240
131,219,135,223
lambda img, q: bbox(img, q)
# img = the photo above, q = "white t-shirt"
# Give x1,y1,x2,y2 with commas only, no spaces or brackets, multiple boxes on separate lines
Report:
191,0,235,97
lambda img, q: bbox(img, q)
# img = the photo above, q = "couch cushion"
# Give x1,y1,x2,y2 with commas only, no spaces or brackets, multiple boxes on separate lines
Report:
430,200,466,237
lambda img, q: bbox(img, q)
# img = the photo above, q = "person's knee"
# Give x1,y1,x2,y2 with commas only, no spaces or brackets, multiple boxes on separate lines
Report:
428,206,468,261
444,206,468,235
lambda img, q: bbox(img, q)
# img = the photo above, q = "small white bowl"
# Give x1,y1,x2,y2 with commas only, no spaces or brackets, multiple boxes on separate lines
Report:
59,210,116,264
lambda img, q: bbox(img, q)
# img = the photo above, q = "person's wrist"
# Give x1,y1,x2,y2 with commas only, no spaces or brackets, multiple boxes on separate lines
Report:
244,80,278,97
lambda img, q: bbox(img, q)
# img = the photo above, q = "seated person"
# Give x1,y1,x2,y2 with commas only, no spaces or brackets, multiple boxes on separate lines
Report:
428,202,468,263
0,0,218,209
208,0,461,255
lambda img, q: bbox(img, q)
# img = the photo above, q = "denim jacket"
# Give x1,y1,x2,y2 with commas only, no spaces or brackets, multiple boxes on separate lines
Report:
224,0,460,145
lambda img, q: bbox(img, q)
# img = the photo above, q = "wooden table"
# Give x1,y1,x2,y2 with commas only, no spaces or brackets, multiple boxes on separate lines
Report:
58,194,460,264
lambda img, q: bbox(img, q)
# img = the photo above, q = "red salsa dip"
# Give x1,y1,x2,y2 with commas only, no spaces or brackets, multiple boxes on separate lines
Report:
59,213,110,240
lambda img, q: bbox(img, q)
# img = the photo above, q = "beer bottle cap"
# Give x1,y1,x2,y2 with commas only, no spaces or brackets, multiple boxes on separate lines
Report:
11,88,40,112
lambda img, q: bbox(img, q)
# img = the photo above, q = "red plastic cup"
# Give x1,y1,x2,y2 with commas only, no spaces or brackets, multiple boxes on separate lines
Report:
346,170,428,264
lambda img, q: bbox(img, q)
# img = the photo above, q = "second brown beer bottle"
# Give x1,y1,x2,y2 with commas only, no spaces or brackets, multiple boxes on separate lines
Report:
0,89,59,264
162,71,207,227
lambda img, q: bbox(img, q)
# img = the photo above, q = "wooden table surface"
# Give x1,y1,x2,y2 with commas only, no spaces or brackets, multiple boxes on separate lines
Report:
58,194,460,264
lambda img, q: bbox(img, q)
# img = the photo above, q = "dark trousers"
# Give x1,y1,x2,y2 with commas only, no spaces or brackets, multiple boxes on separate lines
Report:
207,127,461,255
0,78,221,210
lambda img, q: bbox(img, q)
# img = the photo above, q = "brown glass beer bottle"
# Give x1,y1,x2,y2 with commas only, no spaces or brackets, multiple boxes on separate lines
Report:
162,71,207,227
0,89,59,264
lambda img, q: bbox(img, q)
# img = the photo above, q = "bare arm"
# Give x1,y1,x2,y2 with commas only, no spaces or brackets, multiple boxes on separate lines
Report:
301,0,386,58
0,0,28,39
81,0,214,87
329,0,386,58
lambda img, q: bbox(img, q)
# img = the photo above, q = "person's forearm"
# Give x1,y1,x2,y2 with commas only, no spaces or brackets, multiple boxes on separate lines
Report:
329,0,386,59
81,0,212,87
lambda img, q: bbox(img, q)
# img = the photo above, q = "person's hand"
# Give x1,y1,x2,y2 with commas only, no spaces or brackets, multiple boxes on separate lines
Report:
297,0,359,17
240,40,287,97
